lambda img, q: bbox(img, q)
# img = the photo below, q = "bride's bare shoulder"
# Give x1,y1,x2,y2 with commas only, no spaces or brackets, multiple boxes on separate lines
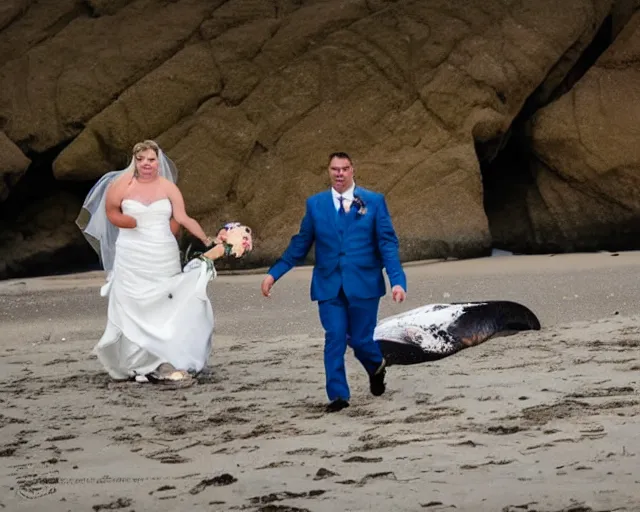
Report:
109,170,134,189
158,176,180,192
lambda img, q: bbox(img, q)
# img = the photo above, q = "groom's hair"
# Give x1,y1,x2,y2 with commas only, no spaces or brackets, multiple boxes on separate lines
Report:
328,151,352,165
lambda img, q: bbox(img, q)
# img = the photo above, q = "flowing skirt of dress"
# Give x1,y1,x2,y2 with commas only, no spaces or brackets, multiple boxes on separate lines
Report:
93,199,214,380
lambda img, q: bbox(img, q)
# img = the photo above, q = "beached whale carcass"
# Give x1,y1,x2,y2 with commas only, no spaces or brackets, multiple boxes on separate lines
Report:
373,301,541,365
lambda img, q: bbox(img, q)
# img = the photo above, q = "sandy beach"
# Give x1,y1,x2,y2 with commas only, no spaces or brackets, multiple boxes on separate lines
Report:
1,251,639,512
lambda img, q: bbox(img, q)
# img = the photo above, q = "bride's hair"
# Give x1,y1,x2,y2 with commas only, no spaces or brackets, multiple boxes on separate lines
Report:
132,140,160,156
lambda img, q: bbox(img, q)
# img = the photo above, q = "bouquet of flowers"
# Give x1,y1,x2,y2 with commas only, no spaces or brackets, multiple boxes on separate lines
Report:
182,222,253,267
216,222,253,258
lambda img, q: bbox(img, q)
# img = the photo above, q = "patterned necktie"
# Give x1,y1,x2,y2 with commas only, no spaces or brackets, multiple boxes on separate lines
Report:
338,196,346,216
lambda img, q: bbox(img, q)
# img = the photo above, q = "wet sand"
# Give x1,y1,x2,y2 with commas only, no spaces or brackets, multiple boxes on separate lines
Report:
1,251,639,511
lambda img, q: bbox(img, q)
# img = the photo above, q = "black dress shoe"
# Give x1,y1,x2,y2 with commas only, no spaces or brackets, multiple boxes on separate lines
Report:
369,358,387,396
326,399,350,412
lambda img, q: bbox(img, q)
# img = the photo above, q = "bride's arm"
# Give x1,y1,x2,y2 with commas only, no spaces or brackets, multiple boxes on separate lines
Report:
165,181,209,244
105,175,137,229
169,217,181,237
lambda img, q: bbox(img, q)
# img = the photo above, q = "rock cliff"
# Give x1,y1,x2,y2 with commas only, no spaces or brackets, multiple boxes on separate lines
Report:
1,0,639,279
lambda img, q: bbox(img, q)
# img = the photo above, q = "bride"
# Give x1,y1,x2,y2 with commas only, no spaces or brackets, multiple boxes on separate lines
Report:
76,140,249,386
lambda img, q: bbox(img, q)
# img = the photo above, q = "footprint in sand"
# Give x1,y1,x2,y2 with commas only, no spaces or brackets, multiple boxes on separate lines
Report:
257,461,295,469
249,490,326,505
342,456,383,463
91,497,132,511
313,468,338,480
188,473,237,495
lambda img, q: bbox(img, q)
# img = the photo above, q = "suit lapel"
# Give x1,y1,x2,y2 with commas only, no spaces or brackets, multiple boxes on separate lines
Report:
344,186,361,236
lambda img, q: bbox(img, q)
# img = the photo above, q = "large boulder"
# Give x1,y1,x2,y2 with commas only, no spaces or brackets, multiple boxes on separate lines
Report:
525,9,640,252
0,0,80,65
0,0,213,152
52,40,225,180
0,131,30,202
52,0,618,264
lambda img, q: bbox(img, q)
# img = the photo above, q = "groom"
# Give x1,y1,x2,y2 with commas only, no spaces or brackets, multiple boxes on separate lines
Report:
261,152,407,412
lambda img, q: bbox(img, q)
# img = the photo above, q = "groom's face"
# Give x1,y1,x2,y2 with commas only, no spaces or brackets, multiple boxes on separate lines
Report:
328,157,354,194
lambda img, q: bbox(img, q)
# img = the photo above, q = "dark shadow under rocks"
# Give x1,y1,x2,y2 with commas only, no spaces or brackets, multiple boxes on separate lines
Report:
0,143,99,280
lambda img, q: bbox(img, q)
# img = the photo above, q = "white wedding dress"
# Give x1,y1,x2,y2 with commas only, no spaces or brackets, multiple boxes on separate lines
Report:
93,198,215,380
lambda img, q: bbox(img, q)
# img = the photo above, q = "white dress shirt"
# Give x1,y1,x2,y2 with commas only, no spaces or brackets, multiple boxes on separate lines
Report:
331,183,355,212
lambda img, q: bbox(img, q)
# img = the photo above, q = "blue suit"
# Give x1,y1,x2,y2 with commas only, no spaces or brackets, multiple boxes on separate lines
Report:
268,186,407,401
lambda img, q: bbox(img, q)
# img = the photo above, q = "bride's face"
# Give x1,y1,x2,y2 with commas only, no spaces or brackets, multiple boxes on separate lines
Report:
135,149,159,179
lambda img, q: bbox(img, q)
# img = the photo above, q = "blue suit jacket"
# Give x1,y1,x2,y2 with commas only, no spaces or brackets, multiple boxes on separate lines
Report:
268,186,407,302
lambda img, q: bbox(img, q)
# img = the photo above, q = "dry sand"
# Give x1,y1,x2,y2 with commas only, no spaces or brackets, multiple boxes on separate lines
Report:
1,251,639,512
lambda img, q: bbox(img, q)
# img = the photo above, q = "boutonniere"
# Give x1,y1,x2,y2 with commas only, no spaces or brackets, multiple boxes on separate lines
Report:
352,195,367,216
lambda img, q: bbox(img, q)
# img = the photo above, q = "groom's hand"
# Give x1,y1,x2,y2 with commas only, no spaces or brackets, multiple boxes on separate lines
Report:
392,285,406,303
261,275,275,297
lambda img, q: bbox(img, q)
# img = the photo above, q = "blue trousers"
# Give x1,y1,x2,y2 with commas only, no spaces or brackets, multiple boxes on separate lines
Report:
317,288,383,401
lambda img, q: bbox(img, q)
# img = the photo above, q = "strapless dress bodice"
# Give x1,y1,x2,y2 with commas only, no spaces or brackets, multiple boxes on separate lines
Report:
119,198,173,238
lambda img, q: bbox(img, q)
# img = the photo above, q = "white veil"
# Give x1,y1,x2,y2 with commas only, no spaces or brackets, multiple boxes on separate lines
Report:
75,146,179,274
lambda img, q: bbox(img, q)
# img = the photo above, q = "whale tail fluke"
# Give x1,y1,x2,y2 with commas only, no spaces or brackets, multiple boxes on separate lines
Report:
450,300,541,347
